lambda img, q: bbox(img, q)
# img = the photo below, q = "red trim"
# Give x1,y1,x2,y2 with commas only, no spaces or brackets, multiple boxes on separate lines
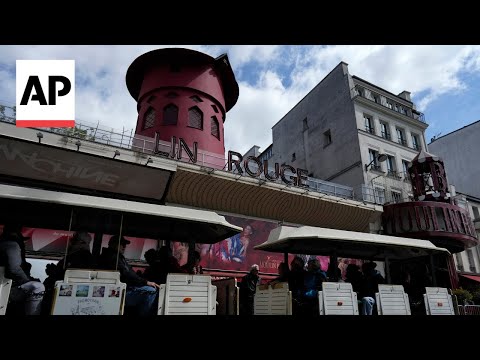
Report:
16,120,75,128
461,274,480,283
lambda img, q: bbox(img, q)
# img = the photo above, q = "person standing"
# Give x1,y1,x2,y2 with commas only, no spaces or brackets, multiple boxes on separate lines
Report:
239,264,261,315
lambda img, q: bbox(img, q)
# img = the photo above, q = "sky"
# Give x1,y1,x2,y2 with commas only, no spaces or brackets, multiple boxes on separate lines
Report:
1,45,480,156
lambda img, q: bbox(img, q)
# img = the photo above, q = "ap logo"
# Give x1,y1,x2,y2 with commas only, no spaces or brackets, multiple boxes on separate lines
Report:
16,60,75,128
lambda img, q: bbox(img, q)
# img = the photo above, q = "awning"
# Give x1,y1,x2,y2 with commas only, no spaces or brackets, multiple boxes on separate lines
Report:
254,226,450,260
0,184,242,243
166,166,383,233
461,274,480,283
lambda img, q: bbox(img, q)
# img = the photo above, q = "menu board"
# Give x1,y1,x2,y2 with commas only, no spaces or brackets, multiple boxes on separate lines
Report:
52,282,126,315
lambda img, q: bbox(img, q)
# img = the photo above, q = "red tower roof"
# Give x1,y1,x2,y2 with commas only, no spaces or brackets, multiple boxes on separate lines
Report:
411,149,441,163
126,48,239,112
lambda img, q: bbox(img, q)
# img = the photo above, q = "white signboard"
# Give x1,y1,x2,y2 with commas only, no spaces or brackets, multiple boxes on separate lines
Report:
52,282,126,315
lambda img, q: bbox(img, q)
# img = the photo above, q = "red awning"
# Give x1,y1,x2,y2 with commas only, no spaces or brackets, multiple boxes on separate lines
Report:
461,274,480,283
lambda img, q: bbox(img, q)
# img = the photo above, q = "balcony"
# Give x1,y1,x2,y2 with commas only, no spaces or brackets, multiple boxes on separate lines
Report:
352,85,426,123
386,170,402,180
381,131,391,140
397,138,407,146
365,126,375,135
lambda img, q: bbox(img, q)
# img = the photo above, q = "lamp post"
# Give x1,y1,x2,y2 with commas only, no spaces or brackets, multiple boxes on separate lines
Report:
365,153,387,204
365,153,387,171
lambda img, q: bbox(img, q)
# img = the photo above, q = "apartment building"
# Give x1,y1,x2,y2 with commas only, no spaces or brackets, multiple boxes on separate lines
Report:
429,121,480,280
265,62,427,206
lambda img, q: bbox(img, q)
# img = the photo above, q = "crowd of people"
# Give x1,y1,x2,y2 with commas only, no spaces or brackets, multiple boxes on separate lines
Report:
239,256,387,315
1,222,427,316
0,223,205,316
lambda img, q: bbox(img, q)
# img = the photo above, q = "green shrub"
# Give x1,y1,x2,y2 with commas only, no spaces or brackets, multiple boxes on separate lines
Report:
472,288,480,305
452,288,473,305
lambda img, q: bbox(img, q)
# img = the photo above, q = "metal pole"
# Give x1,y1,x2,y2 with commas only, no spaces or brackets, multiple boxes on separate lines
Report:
385,257,391,284
115,214,124,271
430,254,437,286
63,208,74,270
329,251,338,281
188,241,196,270
284,252,288,267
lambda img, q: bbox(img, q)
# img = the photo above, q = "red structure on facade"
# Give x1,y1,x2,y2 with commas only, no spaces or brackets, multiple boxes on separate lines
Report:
382,150,478,289
383,150,478,253
126,48,239,162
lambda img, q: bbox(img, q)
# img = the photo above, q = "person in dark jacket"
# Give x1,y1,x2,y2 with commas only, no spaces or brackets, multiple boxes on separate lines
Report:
359,262,385,315
288,256,307,314
99,235,160,316
181,250,203,275
239,264,261,315
268,262,290,287
0,223,45,315
56,231,95,281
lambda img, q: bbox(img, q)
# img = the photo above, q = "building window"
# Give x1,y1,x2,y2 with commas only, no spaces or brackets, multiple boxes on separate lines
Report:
210,116,220,139
170,64,181,73
375,187,385,204
260,147,273,162
391,191,402,203
188,106,203,130
190,95,203,103
402,160,410,180
411,134,420,150
472,206,480,220
163,104,178,125
324,129,332,146
303,118,309,131
143,108,156,130
166,92,178,99
386,155,397,177
364,115,374,134
211,105,219,113
396,128,406,146
380,121,390,140
369,149,381,171
455,253,464,271
467,249,476,272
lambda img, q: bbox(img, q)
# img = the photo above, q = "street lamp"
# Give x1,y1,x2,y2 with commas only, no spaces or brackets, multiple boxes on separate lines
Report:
365,153,387,171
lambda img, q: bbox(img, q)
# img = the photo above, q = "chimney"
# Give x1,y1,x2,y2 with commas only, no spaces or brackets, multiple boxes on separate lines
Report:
398,91,411,102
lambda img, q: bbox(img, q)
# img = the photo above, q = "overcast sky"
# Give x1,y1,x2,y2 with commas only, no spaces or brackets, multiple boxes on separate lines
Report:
1,45,480,155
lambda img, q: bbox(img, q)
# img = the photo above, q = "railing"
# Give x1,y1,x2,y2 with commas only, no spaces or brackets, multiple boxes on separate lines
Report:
358,184,412,205
0,112,355,200
457,305,480,315
386,170,402,180
230,161,354,199
397,138,407,146
381,131,391,140
351,85,426,123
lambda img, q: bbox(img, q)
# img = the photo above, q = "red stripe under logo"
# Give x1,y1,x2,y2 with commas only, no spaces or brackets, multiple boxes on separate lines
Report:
16,120,75,128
